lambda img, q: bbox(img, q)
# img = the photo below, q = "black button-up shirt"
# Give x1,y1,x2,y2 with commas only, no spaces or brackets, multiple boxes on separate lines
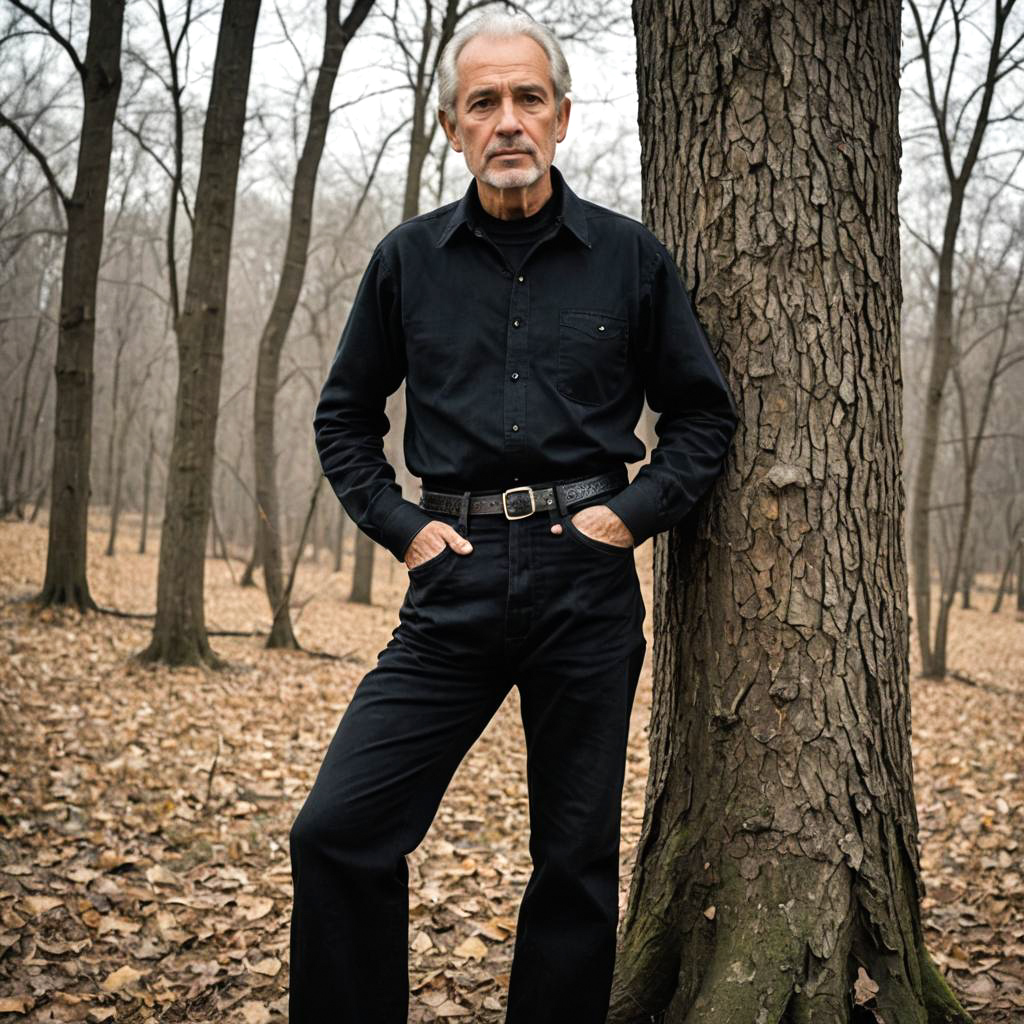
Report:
314,164,738,562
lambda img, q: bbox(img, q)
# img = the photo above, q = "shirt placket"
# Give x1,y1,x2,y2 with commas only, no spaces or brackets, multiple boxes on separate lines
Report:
504,265,529,477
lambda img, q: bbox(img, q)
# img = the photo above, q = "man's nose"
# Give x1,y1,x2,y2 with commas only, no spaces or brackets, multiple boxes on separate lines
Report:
495,97,522,134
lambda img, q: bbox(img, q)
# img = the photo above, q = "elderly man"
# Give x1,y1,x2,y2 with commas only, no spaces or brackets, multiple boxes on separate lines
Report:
289,11,737,1023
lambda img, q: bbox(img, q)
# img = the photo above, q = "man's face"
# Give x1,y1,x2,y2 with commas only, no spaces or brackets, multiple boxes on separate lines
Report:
440,33,570,191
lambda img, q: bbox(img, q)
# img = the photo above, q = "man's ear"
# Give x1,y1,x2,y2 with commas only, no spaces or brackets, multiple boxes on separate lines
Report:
438,109,463,152
555,95,571,143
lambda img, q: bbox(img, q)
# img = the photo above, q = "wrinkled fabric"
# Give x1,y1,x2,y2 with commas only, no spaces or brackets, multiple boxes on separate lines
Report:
313,164,738,563
289,495,647,1023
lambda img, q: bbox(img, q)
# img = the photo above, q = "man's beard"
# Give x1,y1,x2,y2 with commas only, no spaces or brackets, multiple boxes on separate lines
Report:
478,154,547,190
470,124,558,190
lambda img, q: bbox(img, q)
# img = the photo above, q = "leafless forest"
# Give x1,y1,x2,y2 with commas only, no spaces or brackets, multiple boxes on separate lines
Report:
0,1,1019,650
1,0,1023,1021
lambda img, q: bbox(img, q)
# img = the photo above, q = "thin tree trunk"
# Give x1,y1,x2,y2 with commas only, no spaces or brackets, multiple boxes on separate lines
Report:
2,274,52,515
210,498,230,562
253,0,373,650
614,4,968,1023
333,509,346,573
960,562,972,610
38,0,126,611
399,0,457,222
992,540,1020,614
349,528,374,604
1017,548,1024,613
141,0,261,667
105,448,124,556
139,428,155,555
240,506,261,586
907,1,1012,679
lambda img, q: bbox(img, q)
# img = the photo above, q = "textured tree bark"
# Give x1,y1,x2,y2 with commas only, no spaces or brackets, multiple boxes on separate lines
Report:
38,0,125,610
141,0,261,667
613,3,970,1022
253,0,373,649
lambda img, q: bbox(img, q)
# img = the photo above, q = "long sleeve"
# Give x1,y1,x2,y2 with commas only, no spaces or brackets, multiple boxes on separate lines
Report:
313,245,433,563
604,242,738,547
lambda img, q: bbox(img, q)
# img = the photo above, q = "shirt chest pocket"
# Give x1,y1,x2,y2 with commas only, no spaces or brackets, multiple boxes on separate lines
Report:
557,309,628,406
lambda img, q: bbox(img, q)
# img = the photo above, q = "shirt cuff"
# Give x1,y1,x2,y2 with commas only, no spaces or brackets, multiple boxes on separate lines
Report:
604,479,659,548
379,499,435,562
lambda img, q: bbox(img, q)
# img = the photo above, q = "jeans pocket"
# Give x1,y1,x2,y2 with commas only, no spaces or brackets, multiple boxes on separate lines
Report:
562,511,634,557
407,543,455,580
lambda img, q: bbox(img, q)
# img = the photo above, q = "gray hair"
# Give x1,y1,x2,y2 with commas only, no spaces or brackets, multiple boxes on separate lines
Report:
436,12,572,125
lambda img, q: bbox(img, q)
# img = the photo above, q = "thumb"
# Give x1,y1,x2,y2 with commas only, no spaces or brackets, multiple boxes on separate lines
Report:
448,526,473,552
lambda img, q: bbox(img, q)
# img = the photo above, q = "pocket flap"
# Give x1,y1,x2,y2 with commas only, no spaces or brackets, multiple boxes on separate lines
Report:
559,310,628,339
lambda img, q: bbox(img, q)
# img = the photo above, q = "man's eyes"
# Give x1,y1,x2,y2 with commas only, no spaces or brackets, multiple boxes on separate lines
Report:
469,94,543,110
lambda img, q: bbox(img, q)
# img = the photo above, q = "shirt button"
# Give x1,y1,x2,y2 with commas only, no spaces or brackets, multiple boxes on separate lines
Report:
511,372,519,381
512,424,519,431
512,319,520,328
598,324,606,332
517,274,525,282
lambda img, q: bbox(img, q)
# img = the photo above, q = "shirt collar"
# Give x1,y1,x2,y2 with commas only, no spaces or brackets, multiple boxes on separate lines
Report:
435,164,591,249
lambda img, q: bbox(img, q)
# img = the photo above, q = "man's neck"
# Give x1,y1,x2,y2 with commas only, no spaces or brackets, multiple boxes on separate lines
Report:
476,171,554,220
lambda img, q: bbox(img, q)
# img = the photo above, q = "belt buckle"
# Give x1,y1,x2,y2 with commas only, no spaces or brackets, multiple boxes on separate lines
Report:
501,485,536,520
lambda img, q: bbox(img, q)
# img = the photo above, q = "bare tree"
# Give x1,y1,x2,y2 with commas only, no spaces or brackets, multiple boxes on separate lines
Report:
1,0,127,609
613,2,969,1022
933,210,1024,650
253,0,374,649
905,0,1024,677
141,0,262,666
1,249,59,518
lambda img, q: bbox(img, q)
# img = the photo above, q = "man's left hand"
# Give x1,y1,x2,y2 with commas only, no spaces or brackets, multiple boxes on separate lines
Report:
551,504,633,547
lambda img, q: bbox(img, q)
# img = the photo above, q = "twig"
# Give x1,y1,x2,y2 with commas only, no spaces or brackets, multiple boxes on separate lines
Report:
204,733,223,808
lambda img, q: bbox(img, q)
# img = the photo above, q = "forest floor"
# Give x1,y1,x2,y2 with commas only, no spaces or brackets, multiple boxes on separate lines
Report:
0,516,1022,1023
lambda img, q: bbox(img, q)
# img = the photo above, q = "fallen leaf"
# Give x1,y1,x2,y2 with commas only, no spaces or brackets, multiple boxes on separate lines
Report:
100,964,146,993
452,935,488,960
20,895,63,916
0,995,34,1013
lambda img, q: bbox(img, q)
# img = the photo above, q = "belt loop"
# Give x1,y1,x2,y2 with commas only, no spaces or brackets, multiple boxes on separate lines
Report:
457,490,471,535
553,482,569,517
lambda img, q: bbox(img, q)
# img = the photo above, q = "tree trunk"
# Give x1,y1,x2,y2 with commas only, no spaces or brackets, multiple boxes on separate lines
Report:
253,0,373,650
38,0,126,611
959,563,972,610
349,528,374,604
991,541,1020,614
2,274,52,516
1017,548,1024,613
139,428,155,555
333,509,346,573
907,5,1012,680
141,0,261,667
613,4,969,1023
105,445,124,556
240,506,261,586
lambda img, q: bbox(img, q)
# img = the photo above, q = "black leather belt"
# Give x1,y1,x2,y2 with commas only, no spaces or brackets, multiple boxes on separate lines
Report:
419,470,627,521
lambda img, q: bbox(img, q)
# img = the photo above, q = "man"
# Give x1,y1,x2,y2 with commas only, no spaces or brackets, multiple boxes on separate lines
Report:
289,12,737,1024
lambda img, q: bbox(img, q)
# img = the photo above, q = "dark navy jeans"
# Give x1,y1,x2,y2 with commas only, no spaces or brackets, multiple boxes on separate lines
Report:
288,486,647,1022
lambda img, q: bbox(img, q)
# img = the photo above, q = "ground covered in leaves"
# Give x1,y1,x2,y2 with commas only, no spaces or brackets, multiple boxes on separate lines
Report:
1,517,1022,1023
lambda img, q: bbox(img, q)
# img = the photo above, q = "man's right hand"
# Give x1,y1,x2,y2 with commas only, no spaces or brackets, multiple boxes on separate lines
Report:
404,521,473,570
